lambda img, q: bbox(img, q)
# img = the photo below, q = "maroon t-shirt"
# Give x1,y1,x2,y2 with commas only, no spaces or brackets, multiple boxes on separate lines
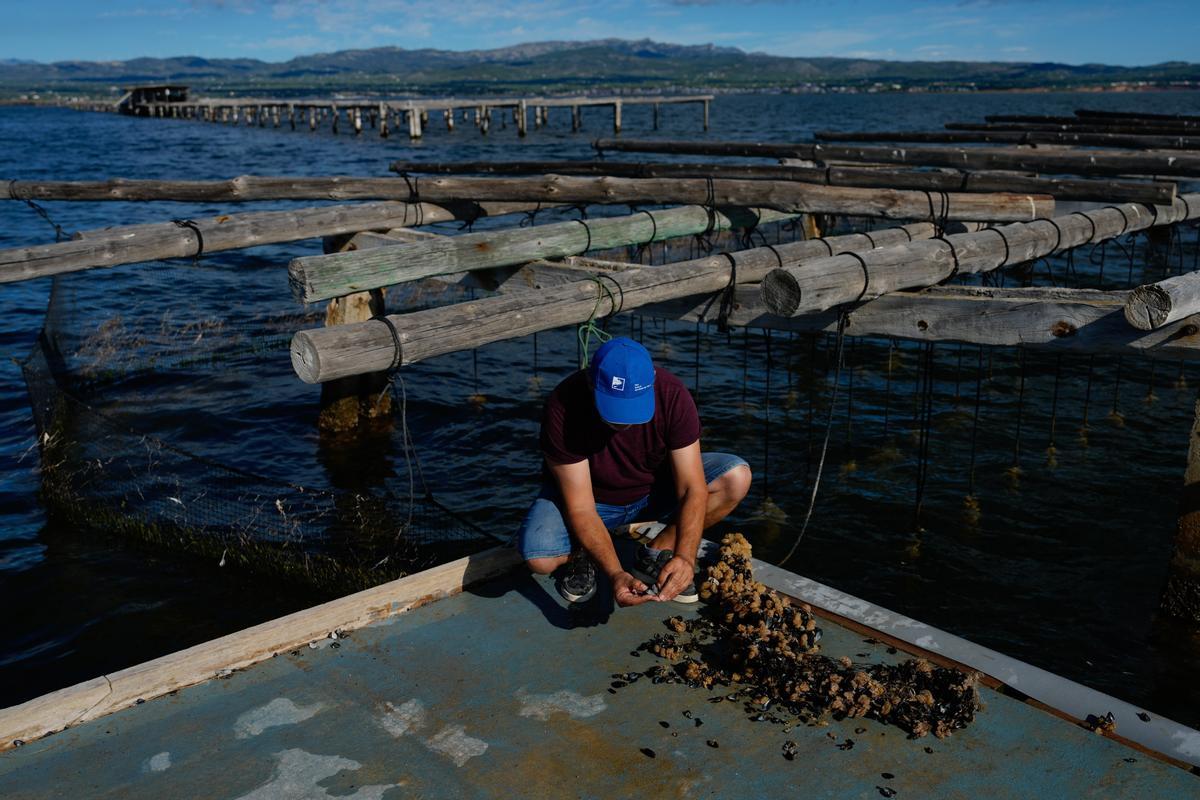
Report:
541,367,701,505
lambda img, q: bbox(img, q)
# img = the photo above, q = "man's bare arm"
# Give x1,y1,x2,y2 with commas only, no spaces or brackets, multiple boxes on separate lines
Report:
547,458,654,607
655,440,707,602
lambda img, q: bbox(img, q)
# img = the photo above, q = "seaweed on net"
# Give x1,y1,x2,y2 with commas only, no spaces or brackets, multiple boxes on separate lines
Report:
635,533,981,740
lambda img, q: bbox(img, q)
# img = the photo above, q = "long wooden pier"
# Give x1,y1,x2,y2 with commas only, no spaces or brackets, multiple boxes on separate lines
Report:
72,88,713,138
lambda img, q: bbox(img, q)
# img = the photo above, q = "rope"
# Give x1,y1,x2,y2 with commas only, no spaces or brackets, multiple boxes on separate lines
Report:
576,274,623,368
779,311,849,567
697,252,740,333
397,172,424,227
935,236,961,282
10,181,67,242
573,218,593,254
913,342,935,527
631,209,658,264
518,201,542,228
693,177,719,255
925,190,951,237
837,250,871,304
171,219,205,266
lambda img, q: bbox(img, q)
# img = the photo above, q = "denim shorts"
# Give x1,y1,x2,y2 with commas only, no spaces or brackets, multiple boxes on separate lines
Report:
517,451,749,561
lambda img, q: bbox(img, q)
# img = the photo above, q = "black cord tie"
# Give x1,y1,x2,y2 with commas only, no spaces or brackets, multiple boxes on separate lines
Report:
10,181,67,243
957,170,970,191
981,226,1011,269
172,219,205,265
596,273,625,326
1070,211,1098,244
862,231,877,249
632,210,658,263
897,225,914,242
1040,218,1064,256
764,243,785,270
573,218,593,253
824,166,834,186
936,236,961,281
1105,205,1132,236
925,190,950,237
838,250,871,304
398,172,423,227
519,201,542,228
815,237,834,257
372,314,403,372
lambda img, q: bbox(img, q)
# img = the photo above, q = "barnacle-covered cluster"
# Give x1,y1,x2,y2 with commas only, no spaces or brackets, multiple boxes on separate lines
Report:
635,533,981,740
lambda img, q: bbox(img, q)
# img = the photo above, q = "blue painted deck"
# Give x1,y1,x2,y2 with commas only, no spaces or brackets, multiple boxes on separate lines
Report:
1,568,1196,799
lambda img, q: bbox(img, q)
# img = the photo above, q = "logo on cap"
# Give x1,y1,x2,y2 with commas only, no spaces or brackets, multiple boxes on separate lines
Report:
611,376,625,391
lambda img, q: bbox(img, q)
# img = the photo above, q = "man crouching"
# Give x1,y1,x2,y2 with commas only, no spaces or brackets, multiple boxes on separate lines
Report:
518,336,751,606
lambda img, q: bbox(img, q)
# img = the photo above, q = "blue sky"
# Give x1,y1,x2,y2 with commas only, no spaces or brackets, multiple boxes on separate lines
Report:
2,0,1195,66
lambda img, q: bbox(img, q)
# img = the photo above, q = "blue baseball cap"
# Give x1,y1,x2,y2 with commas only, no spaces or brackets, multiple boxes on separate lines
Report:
590,337,656,425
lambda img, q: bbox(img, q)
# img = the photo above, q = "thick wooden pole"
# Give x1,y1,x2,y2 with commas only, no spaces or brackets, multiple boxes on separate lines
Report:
813,128,1200,151
3,175,1054,221
289,205,801,303
289,223,937,383
593,137,1200,177
760,194,1200,318
387,160,1174,205
1125,272,1200,331
641,284,1200,357
517,99,527,138
0,200,549,284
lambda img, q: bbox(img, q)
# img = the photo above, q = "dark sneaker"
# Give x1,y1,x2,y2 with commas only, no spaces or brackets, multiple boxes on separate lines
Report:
557,549,597,603
633,546,699,604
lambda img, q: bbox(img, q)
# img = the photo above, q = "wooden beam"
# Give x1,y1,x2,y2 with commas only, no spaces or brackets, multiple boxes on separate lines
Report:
813,129,1200,151
986,114,1200,132
389,160,1173,205
760,194,1200,318
0,546,522,751
1125,272,1200,331
593,138,1200,178
7,174,1055,222
639,284,1200,358
289,223,941,383
288,205,802,304
0,201,547,284
947,121,1200,136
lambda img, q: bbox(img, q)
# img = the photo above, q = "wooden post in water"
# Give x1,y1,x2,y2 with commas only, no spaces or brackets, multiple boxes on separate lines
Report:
309,107,317,131
613,100,622,135
379,104,389,138
1162,400,1200,624
517,99,528,138
331,105,339,134
407,108,422,140
572,105,581,132
317,234,392,434
445,109,454,132
653,103,660,131
353,108,363,136
702,99,710,131
481,106,491,136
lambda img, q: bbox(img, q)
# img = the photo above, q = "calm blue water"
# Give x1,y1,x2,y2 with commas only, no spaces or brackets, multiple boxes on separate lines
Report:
4,91,1200,724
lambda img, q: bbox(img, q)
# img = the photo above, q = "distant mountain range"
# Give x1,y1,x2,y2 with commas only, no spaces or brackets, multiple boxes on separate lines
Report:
2,39,1198,97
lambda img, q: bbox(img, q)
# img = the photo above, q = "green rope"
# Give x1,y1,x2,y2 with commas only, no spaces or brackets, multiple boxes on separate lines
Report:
577,274,622,368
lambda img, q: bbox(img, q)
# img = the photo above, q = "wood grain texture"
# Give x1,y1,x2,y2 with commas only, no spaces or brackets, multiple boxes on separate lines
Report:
289,223,939,383
1126,272,1200,331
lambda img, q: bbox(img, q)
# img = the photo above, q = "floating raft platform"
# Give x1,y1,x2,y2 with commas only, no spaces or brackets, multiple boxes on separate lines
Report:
1,543,1197,798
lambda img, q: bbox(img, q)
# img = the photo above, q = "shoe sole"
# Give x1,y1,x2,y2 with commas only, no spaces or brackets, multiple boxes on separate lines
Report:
558,584,597,604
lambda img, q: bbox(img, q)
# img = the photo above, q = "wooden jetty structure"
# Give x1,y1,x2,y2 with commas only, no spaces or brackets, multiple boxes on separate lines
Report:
2,541,1200,797
7,105,1200,793
72,84,713,138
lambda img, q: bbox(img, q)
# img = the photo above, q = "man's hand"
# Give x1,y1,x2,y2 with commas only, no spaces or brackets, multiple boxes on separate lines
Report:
654,554,695,603
612,571,655,607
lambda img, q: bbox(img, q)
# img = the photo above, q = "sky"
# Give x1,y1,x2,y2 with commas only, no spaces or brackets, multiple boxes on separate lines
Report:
1,0,1196,66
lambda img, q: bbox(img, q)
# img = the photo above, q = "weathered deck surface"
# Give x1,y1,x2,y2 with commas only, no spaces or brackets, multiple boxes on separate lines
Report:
0,567,1195,799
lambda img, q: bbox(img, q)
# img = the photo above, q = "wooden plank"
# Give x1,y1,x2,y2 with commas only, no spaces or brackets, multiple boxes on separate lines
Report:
390,160,1174,205
592,138,1200,178
0,546,522,751
1126,271,1200,331
288,205,800,303
0,201,545,284
760,194,1200,317
640,285,1200,358
289,223,941,383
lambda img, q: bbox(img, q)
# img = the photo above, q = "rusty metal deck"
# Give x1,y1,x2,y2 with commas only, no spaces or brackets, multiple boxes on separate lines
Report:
1,562,1196,799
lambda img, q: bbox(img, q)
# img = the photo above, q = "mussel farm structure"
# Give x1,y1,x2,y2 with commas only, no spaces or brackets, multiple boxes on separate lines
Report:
4,105,1200,794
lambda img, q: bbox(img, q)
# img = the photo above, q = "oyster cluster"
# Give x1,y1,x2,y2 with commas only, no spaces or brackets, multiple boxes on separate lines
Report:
642,533,981,740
